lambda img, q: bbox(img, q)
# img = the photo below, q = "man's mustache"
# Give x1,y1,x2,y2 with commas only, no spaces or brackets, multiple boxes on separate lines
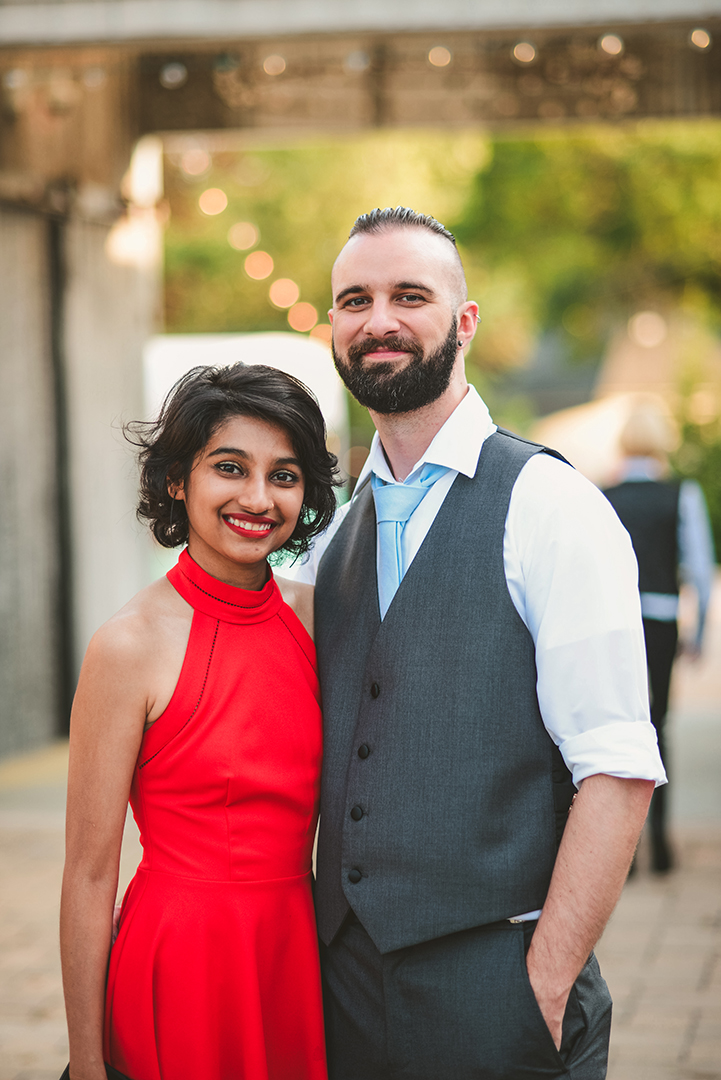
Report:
345,336,424,362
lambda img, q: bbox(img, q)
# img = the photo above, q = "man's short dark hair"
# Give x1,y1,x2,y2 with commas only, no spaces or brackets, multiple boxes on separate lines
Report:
126,363,340,559
349,207,457,246
346,207,467,304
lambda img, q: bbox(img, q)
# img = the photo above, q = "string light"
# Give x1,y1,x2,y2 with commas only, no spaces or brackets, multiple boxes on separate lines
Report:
689,28,712,50
288,302,317,332
512,42,536,64
428,47,452,67
228,222,259,250
244,251,274,279
263,55,286,76
599,34,624,55
269,279,300,308
198,188,228,215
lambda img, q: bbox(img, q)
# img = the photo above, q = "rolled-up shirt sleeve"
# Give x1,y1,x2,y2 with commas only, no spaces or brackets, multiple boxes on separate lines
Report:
505,453,667,788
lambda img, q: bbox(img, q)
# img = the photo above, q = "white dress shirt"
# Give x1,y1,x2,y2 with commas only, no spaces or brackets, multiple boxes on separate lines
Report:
291,386,666,792
616,457,716,645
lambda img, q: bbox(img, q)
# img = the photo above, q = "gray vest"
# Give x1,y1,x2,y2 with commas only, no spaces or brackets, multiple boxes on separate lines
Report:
314,430,575,954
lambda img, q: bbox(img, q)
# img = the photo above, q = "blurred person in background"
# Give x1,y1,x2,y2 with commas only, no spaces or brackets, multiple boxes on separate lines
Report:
604,402,716,873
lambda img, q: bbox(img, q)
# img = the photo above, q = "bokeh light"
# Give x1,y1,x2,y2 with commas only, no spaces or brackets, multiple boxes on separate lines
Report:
227,222,259,250
344,51,370,73
269,278,300,308
244,251,274,279
428,47,452,68
599,34,624,56
83,67,107,89
688,388,717,425
343,446,369,478
263,55,286,76
159,62,188,89
198,188,228,215
326,432,341,458
690,28,712,50
182,149,211,176
310,324,333,344
512,42,536,64
288,302,318,332
628,311,667,348
3,68,28,90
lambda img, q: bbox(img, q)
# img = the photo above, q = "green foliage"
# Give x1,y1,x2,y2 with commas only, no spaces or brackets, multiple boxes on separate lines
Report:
163,124,721,547
673,417,721,559
163,130,489,334
165,120,721,371
451,121,721,366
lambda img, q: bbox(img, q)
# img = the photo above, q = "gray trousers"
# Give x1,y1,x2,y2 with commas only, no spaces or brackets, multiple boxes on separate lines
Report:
321,915,612,1080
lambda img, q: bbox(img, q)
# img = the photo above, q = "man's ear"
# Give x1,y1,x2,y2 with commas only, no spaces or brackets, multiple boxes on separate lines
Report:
457,301,479,345
328,309,334,325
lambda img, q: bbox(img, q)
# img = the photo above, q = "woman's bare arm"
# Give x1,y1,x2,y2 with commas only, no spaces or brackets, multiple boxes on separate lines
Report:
276,576,315,640
60,580,190,1080
60,616,151,1079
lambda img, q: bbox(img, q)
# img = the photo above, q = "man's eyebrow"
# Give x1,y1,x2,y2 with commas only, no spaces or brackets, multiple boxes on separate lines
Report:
334,281,436,303
395,281,436,296
334,284,369,303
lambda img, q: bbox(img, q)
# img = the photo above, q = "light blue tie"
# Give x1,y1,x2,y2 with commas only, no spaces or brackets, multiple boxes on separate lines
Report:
372,462,448,619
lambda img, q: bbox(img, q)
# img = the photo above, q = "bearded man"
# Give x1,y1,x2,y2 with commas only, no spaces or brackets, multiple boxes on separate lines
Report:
294,207,665,1080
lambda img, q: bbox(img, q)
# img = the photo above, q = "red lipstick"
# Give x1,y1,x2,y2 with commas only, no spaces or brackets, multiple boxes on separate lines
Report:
223,513,276,539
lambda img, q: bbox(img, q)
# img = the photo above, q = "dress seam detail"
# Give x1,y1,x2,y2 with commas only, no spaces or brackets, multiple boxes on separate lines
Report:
181,570,275,610
277,609,316,668
138,620,219,769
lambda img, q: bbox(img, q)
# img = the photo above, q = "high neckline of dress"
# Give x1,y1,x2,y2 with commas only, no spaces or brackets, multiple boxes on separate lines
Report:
168,548,283,624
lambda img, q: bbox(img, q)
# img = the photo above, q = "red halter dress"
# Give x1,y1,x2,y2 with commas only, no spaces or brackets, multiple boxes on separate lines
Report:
104,549,327,1080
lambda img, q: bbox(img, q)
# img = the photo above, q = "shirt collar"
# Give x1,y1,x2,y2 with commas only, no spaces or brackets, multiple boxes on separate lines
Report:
354,385,496,493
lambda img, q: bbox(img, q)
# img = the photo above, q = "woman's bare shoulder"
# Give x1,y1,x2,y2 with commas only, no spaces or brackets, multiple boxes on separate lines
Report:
276,576,315,640
86,578,191,669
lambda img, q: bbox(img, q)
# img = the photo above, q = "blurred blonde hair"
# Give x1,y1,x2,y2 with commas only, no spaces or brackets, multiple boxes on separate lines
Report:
620,399,678,461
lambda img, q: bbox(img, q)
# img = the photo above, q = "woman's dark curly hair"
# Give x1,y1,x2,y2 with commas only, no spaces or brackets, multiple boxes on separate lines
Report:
126,363,341,559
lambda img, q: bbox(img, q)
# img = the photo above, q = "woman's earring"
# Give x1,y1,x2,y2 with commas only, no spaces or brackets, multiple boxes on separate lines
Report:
169,496,175,531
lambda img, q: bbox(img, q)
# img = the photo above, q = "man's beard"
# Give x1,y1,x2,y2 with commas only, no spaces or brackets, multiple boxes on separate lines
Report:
332,318,459,414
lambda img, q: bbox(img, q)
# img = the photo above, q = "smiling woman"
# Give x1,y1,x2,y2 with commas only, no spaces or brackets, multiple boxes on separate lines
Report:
129,362,338,564
169,414,306,590
59,363,340,1080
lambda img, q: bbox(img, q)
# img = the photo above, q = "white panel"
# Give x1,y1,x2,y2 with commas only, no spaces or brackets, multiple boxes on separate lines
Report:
63,215,161,666
0,208,59,756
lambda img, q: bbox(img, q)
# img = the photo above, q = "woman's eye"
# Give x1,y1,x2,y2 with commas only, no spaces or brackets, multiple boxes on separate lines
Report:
272,470,300,484
216,461,242,475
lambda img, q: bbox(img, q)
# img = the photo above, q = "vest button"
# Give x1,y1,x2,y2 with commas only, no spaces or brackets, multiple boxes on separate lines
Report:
348,868,362,884
350,805,363,821
358,744,370,759
370,682,380,698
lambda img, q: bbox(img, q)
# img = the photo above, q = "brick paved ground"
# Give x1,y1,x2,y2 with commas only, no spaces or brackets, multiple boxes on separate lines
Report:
595,577,721,1080
1,579,719,1079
